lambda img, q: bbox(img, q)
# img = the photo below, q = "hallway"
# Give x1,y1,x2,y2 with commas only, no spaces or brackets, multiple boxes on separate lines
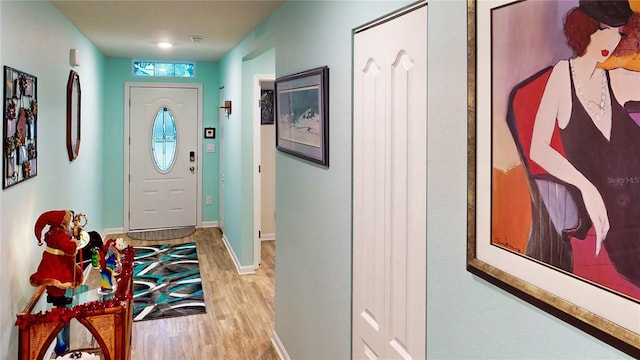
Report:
113,228,276,359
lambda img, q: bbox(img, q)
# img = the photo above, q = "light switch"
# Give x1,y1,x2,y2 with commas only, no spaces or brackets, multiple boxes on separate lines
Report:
206,144,215,153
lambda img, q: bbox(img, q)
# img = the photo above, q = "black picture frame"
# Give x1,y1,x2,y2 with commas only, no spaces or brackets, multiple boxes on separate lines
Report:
275,66,329,167
261,89,274,125
3,66,37,189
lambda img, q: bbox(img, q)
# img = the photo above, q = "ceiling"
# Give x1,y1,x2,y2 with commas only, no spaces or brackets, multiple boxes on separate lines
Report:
50,0,285,62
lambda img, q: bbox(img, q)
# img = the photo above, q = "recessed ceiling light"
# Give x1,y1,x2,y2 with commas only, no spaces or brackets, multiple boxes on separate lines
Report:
158,41,173,49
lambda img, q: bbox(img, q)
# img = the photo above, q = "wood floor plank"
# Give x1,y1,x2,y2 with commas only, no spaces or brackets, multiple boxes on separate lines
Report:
105,228,277,360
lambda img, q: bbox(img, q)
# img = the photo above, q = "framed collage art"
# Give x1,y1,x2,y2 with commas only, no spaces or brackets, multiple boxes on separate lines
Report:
3,66,37,188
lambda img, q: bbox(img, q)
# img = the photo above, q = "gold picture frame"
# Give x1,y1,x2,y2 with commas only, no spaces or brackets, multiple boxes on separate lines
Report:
467,0,640,355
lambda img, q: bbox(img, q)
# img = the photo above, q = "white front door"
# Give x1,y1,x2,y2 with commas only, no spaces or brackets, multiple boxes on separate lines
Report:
128,85,199,230
352,2,427,359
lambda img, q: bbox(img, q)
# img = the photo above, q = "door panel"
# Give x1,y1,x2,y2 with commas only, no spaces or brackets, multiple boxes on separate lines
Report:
353,3,427,359
353,55,387,359
129,86,198,230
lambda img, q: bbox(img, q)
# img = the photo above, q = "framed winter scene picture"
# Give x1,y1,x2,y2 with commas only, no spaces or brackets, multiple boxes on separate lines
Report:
275,66,329,167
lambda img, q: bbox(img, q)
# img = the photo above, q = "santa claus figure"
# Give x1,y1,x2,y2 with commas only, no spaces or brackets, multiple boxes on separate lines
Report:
29,210,84,307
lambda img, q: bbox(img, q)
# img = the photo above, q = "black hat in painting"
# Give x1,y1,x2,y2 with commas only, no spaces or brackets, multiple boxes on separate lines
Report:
579,0,633,27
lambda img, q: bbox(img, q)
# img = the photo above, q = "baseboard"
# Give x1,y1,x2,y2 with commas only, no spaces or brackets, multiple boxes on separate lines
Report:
103,227,125,238
221,233,256,275
271,330,291,360
201,221,218,228
261,233,276,241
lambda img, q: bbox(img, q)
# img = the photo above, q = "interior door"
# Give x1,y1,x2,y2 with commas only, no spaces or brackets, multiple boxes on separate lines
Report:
260,80,276,240
219,86,225,233
129,86,198,230
352,3,427,359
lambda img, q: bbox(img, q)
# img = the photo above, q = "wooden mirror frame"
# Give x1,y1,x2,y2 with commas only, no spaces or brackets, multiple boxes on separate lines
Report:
66,70,81,161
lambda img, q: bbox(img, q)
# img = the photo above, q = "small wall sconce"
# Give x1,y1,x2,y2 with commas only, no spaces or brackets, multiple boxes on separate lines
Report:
220,100,232,116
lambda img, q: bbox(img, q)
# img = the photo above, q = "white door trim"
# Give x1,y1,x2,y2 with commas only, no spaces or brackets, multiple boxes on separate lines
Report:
124,82,203,232
353,0,426,33
254,74,275,269
219,86,226,233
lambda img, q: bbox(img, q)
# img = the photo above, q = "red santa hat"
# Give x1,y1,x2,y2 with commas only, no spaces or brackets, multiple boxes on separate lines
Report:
34,210,73,246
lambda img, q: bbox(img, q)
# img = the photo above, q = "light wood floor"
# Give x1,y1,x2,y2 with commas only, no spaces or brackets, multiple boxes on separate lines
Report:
112,227,277,359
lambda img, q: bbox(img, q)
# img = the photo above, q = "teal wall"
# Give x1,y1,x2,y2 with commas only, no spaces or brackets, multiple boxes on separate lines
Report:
218,51,244,264
225,0,631,359
425,3,625,358
242,48,276,265
0,1,104,358
102,58,219,229
0,0,635,359
270,2,410,357
241,48,275,264
218,33,275,267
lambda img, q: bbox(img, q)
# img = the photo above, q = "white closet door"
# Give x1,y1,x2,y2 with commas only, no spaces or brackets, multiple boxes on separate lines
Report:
352,2,427,359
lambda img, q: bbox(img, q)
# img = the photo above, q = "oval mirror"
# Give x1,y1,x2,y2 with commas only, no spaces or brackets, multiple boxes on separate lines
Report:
66,70,81,161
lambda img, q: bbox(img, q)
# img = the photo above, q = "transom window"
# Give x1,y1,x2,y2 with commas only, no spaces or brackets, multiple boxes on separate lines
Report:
133,61,195,78
152,107,177,173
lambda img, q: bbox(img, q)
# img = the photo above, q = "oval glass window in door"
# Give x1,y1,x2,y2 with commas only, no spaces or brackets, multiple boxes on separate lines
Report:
151,107,177,173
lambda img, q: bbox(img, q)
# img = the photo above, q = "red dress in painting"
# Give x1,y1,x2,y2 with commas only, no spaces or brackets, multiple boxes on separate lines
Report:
559,68,640,288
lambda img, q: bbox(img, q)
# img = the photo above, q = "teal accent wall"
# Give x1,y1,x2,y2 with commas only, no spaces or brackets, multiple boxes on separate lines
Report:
0,1,104,358
218,53,243,262
217,1,416,357
102,58,219,229
218,31,275,266
0,0,634,359
223,0,631,359
270,2,410,357
426,1,625,358
241,48,275,265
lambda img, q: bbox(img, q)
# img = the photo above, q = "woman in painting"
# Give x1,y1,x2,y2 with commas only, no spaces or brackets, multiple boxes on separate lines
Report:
530,0,640,286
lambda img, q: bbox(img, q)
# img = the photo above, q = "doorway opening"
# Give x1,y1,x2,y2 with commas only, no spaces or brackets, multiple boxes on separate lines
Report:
254,75,276,269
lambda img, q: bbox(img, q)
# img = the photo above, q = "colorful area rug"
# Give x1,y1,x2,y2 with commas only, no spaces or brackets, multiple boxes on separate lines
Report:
132,242,206,321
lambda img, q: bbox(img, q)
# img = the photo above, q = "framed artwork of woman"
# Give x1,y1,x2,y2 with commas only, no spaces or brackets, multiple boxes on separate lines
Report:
470,0,640,354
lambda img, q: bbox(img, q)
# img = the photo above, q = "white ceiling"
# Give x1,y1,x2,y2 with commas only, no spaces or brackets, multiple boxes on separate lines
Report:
50,0,285,62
